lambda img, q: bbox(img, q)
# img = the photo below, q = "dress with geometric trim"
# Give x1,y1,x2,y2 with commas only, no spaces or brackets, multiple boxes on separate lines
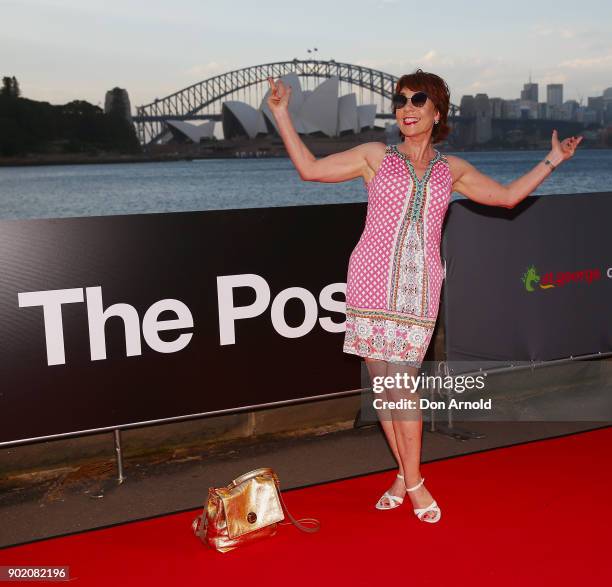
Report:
343,144,453,368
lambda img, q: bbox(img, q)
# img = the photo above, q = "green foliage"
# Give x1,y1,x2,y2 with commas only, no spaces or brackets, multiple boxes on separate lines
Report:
0,77,141,156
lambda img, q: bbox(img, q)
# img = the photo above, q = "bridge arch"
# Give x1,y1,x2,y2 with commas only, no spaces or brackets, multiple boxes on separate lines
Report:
135,59,460,145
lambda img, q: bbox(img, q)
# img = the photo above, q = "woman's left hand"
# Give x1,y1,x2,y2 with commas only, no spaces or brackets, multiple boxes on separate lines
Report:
550,129,583,163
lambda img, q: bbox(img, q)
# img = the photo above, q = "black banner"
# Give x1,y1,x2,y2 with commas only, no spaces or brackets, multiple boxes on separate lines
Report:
442,192,612,368
0,204,367,445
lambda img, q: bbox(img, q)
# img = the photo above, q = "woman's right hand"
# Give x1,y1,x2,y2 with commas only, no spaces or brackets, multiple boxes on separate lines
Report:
267,76,292,114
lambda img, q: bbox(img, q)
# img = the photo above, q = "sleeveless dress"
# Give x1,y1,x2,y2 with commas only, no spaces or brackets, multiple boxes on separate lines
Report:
343,144,453,368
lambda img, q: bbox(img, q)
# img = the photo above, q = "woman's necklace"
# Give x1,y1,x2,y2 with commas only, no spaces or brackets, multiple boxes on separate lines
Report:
398,148,435,165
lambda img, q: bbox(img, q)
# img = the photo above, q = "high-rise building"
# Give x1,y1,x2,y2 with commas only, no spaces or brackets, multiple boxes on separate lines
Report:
603,88,612,124
538,102,548,119
586,97,604,124
502,99,522,119
489,97,503,118
473,93,492,143
459,95,476,117
561,100,579,121
577,106,598,125
547,84,563,107
521,82,538,102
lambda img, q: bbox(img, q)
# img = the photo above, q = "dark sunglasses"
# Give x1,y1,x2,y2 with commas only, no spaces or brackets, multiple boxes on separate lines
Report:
391,91,429,110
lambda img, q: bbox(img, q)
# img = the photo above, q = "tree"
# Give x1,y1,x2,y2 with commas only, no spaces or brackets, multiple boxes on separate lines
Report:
0,81,142,156
11,76,20,98
1,77,13,97
1,76,20,98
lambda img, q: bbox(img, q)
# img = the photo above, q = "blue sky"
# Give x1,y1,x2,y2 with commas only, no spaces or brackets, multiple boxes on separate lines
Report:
1,0,611,110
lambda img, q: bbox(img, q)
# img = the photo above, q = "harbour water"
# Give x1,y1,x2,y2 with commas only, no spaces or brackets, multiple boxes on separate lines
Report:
0,148,611,220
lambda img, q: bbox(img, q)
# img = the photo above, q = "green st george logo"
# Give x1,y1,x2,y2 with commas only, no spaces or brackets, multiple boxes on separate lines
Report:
521,264,602,292
521,265,542,291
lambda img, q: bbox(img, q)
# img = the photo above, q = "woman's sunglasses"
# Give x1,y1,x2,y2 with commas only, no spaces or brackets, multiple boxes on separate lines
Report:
391,91,429,110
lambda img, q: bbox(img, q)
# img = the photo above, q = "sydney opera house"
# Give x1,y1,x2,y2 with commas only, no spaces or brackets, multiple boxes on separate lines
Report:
165,72,378,143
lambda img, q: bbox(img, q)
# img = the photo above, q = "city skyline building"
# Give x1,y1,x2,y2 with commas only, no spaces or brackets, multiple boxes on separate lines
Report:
521,81,538,103
547,84,563,107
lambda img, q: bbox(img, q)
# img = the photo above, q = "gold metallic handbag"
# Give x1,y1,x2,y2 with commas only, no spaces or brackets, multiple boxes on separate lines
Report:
192,467,320,553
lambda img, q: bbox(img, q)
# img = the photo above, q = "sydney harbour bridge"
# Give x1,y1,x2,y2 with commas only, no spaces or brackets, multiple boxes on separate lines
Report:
134,59,461,146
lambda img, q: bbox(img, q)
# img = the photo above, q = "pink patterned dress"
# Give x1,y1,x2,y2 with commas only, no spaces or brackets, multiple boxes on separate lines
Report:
343,144,453,367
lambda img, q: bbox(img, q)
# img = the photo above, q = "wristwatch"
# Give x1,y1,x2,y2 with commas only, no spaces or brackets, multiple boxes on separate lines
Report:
544,158,556,172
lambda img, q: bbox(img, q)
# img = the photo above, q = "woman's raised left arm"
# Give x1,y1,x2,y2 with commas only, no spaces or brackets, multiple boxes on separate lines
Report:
449,130,584,208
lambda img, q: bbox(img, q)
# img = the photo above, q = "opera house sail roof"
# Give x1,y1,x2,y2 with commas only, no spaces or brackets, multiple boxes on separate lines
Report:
163,73,378,143
222,72,377,141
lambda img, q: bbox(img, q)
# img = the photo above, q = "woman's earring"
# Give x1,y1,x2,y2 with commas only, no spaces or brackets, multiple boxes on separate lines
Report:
434,120,439,125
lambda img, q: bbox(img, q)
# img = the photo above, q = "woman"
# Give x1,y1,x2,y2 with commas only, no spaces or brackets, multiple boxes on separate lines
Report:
266,69,582,523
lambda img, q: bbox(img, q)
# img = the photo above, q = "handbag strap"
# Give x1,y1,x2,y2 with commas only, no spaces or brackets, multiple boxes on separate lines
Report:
192,513,205,538
276,487,320,533
230,467,320,532
230,467,278,488
191,491,319,537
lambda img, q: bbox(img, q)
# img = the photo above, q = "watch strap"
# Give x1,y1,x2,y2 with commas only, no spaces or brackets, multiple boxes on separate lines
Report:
544,158,556,172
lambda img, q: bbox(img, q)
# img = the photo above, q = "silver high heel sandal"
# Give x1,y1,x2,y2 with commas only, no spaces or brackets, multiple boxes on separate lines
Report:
405,477,442,523
375,473,405,510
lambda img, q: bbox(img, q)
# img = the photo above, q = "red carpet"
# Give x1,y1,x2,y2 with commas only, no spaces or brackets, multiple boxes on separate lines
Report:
1,427,610,586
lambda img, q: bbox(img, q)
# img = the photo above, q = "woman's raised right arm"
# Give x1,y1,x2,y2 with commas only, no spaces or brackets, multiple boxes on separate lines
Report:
267,77,382,183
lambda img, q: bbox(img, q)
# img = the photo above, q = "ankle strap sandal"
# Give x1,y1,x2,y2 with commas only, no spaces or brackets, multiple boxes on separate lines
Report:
375,473,405,510
405,477,442,524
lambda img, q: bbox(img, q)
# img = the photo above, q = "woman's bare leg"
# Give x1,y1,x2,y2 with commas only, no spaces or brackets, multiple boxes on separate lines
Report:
385,362,438,521
365,358,406,507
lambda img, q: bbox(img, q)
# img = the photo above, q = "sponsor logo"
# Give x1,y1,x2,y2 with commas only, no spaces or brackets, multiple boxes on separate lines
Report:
521,264,602,292
521,265,541,292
